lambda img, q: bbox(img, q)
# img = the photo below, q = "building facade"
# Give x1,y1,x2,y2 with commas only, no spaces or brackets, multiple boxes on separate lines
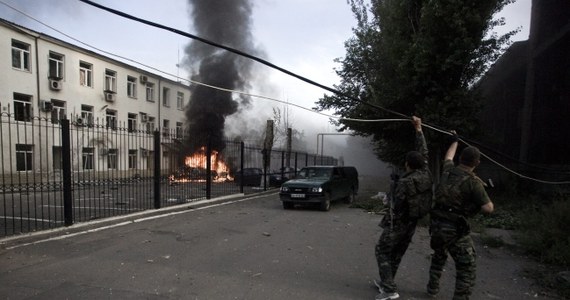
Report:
0,18,189,179
477,0,570,183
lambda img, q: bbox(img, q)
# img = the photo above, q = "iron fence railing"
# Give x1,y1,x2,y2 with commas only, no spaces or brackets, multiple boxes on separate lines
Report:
0,113,338,237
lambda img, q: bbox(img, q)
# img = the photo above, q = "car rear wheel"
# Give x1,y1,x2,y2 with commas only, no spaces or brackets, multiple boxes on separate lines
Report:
344,188,356,204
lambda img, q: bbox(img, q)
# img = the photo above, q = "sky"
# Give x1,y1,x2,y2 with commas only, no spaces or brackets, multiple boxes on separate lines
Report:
0,0,532,174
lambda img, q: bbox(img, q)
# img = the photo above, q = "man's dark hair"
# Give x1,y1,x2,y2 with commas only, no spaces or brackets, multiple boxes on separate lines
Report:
460,146,481,167
405,151,425,170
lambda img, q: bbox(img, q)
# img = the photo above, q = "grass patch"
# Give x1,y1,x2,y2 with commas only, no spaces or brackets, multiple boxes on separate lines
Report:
474,187,570,298
351,175,391,213
515,199,570,266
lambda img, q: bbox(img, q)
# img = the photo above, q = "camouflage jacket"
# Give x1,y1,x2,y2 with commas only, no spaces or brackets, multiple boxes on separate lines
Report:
432,161,491,221
383,132,433,226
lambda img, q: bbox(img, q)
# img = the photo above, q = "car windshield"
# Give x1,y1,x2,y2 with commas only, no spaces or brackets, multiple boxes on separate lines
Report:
297,168,331,179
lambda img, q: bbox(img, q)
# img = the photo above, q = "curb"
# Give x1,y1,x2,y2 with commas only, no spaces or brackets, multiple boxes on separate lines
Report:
0,189,278,250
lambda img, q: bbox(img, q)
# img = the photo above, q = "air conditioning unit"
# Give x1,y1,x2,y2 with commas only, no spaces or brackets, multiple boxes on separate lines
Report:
104,92,115,102
76,117,85,126
49,79,62,91
141,114,148,122
140,75,148,84
99,148,109,156
40,100,53,112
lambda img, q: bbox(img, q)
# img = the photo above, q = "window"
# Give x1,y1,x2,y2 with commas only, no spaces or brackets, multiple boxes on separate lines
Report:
127,76,137,98
162,87,170,107
81,105,94,126
16,144,33,171
146,116,155,133
128,149,137,169
146,83,154,102
48,52,64,79
12,39,31,71
177,92,184,110
176,122,183,138
51,99,67,124
104,69,117,93
106,110,117,130
13,93,32,122
107,149,117,169
82,147,94,170
162,119,170,136
53,146,62,170
128,113,137,132
79,61,92,87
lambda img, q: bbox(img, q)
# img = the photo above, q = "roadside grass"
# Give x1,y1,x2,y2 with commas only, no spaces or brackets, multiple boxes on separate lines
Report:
350,175,391,214
473,188,570,298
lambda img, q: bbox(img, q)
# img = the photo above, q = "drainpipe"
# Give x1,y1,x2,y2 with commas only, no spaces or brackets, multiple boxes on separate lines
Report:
34,36,41,116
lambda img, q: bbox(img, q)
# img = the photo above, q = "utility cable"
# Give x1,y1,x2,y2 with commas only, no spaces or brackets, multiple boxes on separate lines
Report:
0,0,409,124
76,0,408,119
4,0,568,184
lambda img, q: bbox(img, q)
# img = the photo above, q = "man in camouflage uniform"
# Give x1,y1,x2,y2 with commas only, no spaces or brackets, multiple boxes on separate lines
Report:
427,135,494,300
374,116,433,300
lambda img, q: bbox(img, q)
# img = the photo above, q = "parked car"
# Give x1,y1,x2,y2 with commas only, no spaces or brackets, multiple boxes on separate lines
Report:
234,168,263,186
279,166,359,211
269,167,299,187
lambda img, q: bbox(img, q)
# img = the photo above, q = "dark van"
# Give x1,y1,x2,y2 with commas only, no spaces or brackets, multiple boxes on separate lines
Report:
279,166,359,211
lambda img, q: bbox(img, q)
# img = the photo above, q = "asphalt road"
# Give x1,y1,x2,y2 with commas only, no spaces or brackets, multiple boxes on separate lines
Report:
0,192,558,299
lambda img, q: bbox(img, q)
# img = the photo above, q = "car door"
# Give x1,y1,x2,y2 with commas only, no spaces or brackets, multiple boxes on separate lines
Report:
329,167,347,200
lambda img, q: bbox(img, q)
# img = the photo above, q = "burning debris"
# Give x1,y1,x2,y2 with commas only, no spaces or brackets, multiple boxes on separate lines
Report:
169,146,233,184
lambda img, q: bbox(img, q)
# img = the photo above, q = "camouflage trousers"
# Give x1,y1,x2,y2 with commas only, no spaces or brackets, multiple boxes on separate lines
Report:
375,218,418,293
428,219,476,300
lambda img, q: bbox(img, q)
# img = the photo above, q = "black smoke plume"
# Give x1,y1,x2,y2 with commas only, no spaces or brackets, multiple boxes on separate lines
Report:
184,0,257,152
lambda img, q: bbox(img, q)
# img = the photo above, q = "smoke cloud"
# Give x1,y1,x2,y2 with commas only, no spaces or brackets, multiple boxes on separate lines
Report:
183,0,258,152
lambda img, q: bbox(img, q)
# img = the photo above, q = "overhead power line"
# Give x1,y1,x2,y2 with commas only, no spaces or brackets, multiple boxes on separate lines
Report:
3,0,567,184
76,0,408,119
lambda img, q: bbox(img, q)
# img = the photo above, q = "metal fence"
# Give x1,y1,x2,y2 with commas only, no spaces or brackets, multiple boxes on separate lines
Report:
0,113,337,238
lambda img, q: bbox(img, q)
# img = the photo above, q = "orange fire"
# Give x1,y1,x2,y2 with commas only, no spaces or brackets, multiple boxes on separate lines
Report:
170,146,233,183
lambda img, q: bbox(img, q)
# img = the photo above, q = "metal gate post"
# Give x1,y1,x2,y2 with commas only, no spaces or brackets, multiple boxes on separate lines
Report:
240,141,244,193
61,119,73,226
153,130,161,209
206,139,212,199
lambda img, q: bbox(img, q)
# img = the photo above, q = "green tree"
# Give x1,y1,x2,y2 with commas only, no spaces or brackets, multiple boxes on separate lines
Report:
317,0,518,166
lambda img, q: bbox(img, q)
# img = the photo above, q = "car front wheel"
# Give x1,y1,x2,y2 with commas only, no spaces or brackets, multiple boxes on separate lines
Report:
320,193,331,211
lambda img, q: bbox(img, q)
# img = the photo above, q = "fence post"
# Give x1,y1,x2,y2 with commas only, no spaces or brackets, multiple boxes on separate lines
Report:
206,139,212,199
240,141,244,193
294,152,298,171
281,151,285,178
61,119,73,226
153,130,161,209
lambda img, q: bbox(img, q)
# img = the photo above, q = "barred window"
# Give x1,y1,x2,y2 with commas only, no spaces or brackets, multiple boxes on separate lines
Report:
16,144,33,171
128,149,137,169
13,93,32,122
107,149,117,169
82,147,94,170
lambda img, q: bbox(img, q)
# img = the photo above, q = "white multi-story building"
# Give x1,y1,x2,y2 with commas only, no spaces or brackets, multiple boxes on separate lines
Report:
0,18,189,179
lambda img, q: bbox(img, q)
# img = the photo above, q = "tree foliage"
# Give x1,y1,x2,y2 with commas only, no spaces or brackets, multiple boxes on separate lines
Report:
317,0,518,166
